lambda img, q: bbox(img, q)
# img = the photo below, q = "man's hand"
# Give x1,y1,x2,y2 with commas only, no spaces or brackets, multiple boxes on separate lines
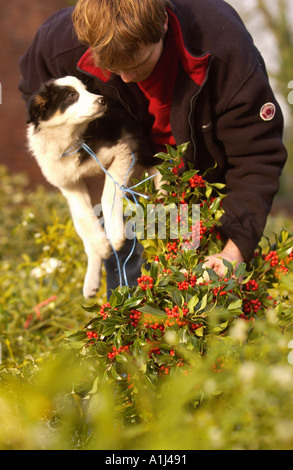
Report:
204,239,245,278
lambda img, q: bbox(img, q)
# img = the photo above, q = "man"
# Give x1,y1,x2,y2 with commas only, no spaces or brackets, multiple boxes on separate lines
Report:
19,0,287,294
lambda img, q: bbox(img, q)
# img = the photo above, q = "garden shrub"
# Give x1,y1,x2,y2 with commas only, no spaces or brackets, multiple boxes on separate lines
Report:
65,144,293,445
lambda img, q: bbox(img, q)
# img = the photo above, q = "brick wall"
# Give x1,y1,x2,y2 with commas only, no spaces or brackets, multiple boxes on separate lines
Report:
0,0,68,187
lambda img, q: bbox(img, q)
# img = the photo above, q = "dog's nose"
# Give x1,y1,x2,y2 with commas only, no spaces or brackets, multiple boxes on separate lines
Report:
97,96,106,106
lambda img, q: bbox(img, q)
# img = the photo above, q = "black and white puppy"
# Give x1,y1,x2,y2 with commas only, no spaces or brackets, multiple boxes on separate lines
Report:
26,76,160,298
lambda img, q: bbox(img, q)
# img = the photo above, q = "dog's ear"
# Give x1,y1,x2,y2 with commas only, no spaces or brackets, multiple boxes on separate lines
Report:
26,91,49,125
26,81,57,125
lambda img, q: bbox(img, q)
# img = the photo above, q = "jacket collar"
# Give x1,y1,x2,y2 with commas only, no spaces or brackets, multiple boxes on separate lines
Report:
77,47,110,83
168,8,210,86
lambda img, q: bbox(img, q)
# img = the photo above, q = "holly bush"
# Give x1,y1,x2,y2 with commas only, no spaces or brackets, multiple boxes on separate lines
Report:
66,144,293,429
1,145,293,450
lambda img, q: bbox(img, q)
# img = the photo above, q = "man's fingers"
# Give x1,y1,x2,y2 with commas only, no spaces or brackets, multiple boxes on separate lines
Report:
203,258,213,269
204,255,245,282
204,255,222,268
213,264,226,278
203,256,225,277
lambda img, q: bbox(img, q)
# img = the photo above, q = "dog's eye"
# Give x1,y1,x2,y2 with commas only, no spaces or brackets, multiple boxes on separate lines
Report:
66,91,79,101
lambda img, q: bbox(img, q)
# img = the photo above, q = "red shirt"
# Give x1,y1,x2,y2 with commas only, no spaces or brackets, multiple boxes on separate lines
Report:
137,16,180,152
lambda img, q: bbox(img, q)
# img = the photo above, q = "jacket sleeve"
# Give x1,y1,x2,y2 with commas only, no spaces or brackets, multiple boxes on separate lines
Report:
19,19,54,102
18,8,86,103
216,55,287,261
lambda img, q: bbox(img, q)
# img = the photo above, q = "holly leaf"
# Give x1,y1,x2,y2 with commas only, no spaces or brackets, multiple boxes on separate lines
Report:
138,304,166,318
228,299,243,310
187,295,199,313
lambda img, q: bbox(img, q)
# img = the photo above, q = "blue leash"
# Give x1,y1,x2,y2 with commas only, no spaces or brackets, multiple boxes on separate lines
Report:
62,142,158,290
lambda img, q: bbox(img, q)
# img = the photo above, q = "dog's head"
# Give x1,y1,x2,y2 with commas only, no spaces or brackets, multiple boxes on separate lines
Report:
26,76,107,130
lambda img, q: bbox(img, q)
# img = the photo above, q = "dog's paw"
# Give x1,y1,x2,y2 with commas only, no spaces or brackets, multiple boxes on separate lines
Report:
110,237,126,252
91,238,112,260
83,286,97,299
83,279,100,299
83,260,102,298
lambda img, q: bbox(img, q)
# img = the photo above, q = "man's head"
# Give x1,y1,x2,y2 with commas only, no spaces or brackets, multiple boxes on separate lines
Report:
73,0,171,82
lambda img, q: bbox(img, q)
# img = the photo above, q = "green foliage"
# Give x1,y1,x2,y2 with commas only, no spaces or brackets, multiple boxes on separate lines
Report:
0,147,293,450
0,165,107,363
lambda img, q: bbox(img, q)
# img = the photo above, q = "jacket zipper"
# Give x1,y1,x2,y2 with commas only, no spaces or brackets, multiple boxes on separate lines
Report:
188,57,211,167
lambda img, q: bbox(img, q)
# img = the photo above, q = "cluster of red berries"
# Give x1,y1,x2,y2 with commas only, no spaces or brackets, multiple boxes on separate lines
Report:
165,305,181,318
181,240,198,251
137,275,154,290
244,279,259,292
275,259,289,278
148,346,161,358
166,241,179,253
159,361,187,376
164,305,188,327
187,221,208,247
176,204,188,223
194,221,208,240
209,224,223,240
163,268,172,275
212,279,233,298
86,330,98,340
171,190,188,204
190,322,203,331
181,221,207,250
183,305,190,315
107,344,130,359
129,309,141,327
242,297,262,315
143,314,164,331
177,281,190,290
146,338,162,357
262,250,293,277
172,191,188,205
166,241,179,260
159,366,170,375
99,302,111,319
177,273,197,291
176,359,185,367
180,191,187,205
264,250,279,267
239,313,255,322
189,174,206,188
142,305,192,330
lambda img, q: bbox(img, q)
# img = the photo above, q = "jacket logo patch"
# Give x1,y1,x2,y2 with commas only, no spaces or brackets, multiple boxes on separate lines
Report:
260,103,276,121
